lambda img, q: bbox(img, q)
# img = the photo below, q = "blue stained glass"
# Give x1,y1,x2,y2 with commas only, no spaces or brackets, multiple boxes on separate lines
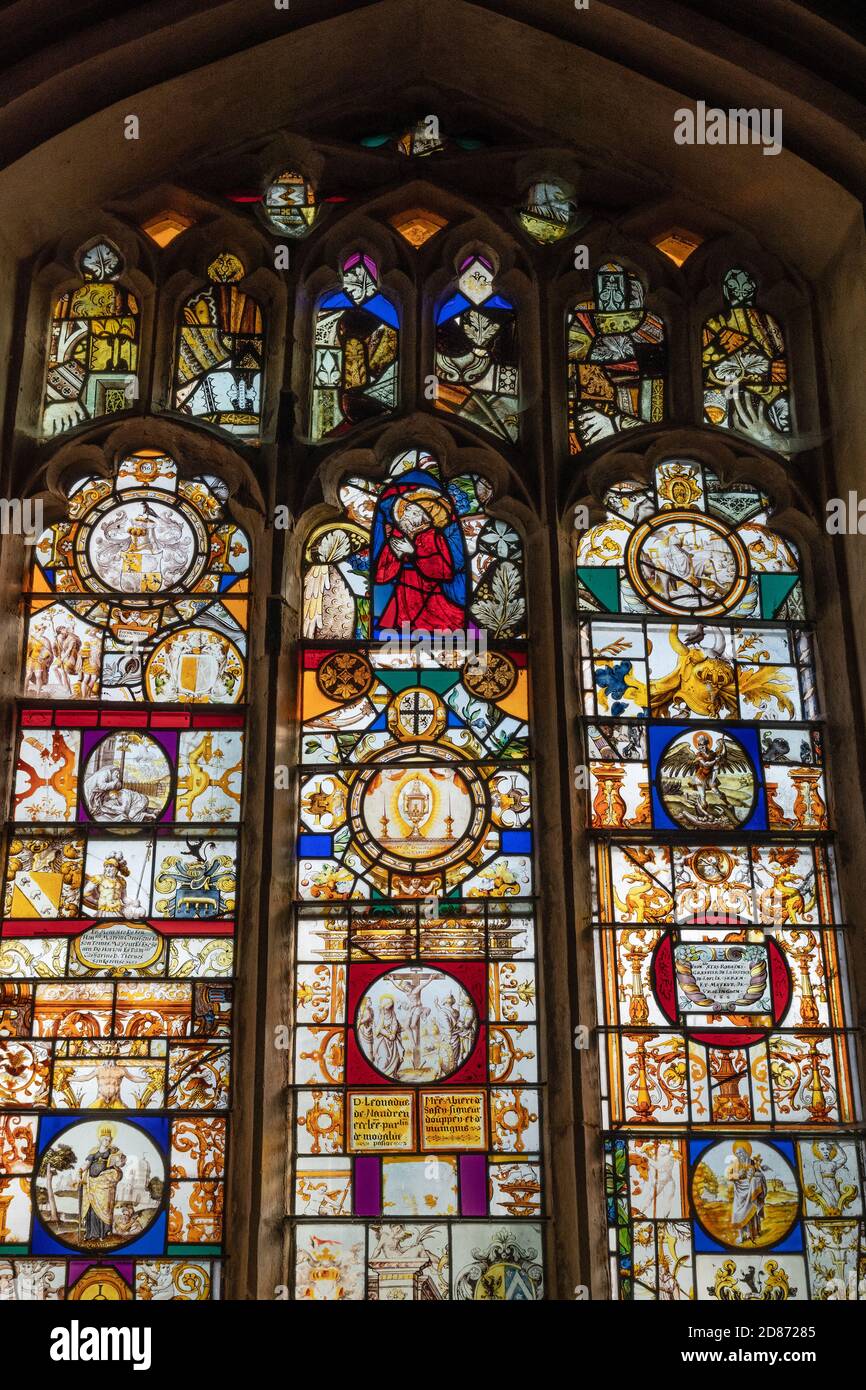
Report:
647,721,768,833
298,833,333,857
366,293,400,328
501,830,532,854
437,292,470,324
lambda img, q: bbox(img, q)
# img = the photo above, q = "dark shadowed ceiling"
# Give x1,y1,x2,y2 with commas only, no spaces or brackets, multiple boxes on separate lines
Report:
0,0,864,194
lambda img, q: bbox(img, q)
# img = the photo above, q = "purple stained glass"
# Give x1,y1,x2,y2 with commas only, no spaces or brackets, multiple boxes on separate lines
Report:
353,1156,382,1217
459,1155,488,1216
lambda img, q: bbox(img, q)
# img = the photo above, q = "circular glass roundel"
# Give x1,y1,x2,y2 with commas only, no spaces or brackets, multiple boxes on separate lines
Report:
82,731,172,823
691,1139,799,1249
626,511,749,616
84,499,203,594
463,651,517,700
347,747,489,876
34,1118,165,1252
360,767,474,860
316,651,373,701
657,728,756,830
356,966,479,1082
144,628,245,703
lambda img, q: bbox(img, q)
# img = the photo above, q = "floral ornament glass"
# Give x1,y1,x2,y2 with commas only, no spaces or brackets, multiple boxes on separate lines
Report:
291,448,544,1300
1,448,249,1300
575,457,862,1302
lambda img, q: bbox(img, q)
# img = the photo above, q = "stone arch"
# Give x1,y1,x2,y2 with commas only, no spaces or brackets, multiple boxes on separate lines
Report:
0,0,864,1302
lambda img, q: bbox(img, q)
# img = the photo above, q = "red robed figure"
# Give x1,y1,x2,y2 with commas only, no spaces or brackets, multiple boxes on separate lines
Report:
375,490,465,632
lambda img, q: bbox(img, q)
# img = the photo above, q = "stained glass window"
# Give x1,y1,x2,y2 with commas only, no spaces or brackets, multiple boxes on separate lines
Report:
25,452,248,703
0,449,248,1300
173,252,264,439
517,181,578,244
652,229,703,268
703,267,791,449
395,120,447,158
310,252,400,441
141,212,193,249
389,208,448,249
567,262,666,453
41,240,140,439
262,170,318,238
359,126,483,157
576,458,862,1301
292,448,544,1300
435,254,519,443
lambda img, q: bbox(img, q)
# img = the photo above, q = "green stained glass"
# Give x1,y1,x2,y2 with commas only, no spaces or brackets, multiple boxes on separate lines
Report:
578,458,863,1302
290,450,544,1300
1,448,247,1301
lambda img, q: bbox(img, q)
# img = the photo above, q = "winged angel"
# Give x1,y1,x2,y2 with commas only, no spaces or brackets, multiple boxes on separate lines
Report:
660,731,753,828
303,526,368,640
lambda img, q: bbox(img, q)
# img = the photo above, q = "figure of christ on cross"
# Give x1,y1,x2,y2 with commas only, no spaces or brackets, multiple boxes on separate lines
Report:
390,969,441,1073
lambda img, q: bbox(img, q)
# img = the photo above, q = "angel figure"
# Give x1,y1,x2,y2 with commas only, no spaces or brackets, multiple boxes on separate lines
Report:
302,527,366,640
660,731,752,828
